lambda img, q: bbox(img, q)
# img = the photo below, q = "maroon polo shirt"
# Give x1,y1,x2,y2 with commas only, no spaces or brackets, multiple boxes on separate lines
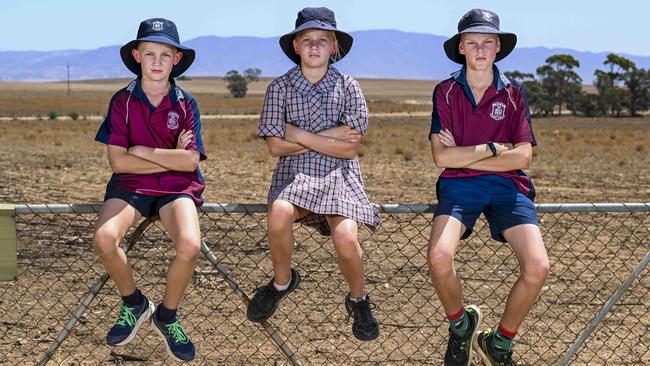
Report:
429,65,537,197
95,78,207,205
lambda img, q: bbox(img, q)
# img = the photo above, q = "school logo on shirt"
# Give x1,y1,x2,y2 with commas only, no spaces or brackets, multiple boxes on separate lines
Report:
167,111,180,130
490,102,506,121
152,21,164,31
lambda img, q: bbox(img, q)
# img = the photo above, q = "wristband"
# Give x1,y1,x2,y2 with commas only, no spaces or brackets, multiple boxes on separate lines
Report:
486,142,497,157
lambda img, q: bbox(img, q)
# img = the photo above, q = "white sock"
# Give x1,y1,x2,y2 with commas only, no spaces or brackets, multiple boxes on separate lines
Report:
273,276,291,291
349,293,368,302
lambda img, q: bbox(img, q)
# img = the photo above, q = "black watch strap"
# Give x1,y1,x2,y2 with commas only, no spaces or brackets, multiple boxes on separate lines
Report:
487,142,497,157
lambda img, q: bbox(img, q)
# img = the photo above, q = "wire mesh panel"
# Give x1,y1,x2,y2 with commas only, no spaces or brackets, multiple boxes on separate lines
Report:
0,203,648,365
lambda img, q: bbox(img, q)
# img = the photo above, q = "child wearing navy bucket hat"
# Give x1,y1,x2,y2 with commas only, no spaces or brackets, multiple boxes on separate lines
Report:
427,9,549,366
247,7,381,341
94,18,206,362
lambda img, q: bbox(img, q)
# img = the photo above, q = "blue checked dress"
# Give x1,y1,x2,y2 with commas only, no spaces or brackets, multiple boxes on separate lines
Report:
258,66,381,236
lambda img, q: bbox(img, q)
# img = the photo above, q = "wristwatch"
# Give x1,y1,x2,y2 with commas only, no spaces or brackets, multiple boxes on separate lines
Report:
486,142,497,157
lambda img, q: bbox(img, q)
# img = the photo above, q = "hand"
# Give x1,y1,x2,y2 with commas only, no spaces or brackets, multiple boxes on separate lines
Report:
319,125,362,143
438,129,457,147
176,129,193,149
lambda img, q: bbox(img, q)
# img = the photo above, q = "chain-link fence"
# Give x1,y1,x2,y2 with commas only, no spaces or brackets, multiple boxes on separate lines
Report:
0,203,648,365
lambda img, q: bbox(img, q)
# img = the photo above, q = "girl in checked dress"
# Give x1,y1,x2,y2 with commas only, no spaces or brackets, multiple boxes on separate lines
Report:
246,7,380,341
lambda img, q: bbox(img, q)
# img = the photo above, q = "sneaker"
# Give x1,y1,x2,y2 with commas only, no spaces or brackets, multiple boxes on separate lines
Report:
474,329,516,366
444,305,482,366
247,268,300,322
345,294,379,341
152,309,196,362
106,295,155,346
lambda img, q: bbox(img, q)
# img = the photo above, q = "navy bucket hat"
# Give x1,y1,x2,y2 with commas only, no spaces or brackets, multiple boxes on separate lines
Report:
279,7,353,65
120,18,195,78
444,9,517,64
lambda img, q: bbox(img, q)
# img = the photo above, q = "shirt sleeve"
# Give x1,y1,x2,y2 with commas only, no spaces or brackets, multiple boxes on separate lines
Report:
340,77,369,134
184,97,207,161
258,79,286,139
510,84,536,146
94,92,129,148
429,83,451,140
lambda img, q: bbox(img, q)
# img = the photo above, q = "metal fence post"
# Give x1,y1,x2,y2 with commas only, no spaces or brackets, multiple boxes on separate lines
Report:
0,204,17,280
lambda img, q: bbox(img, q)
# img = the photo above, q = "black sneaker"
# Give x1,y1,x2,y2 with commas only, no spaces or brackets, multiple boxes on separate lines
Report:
152,309,196,362
444,305,482,366
474,329,517,366
106,295,154,346
345,293,379,341
247,268,300,322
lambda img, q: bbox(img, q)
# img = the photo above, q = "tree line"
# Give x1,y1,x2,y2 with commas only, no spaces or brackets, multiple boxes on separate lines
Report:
505,53,650,117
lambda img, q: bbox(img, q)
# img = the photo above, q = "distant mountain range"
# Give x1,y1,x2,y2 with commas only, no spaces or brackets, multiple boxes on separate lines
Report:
2,29,649,83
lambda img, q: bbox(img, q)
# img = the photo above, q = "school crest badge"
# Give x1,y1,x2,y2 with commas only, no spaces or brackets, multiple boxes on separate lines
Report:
152,21,164,31
167,111,179,130
490,102,506,121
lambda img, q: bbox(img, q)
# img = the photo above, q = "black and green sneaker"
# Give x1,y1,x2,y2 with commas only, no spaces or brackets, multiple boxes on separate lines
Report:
106,295,154,346
474,329,517,366
152,310,196,362
444,305,482,366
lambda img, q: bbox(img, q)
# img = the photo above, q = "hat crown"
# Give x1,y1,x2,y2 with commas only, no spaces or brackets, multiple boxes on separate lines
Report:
458,9,500,32
296,7,337,28
137,18,180,43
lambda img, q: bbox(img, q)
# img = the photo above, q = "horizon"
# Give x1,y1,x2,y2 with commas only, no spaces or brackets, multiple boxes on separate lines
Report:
1,0,649,56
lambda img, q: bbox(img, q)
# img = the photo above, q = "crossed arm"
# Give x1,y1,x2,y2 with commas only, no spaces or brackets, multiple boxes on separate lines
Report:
107,129,199,174
431,128,532,172
266,124,362,160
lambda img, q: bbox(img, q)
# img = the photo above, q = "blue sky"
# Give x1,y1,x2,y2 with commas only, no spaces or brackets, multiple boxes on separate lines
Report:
1,0,648,55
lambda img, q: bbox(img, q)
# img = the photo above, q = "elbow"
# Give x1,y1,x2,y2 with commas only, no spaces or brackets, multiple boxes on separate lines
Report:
108,159,124,174
267,145,281,158
520,154,532,169
432,153,450,168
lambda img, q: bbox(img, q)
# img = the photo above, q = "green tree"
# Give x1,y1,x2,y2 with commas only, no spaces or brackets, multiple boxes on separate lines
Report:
225,70,248,98
594,54,635,116
243,68,262,82
536,54,583,116
624,66,650,116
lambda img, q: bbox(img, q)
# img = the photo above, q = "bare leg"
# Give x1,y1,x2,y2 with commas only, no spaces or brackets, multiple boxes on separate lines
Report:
266,200,308,285
158,197,201,309
326,216,364,298
93,199,141,296
499,224,549,332
427,215,466,315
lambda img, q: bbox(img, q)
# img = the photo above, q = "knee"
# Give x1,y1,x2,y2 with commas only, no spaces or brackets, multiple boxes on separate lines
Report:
267,203,295,236
427,246,454,278
522,257,550,286
333,232,361,261
175,238,201,262
93,227,121,257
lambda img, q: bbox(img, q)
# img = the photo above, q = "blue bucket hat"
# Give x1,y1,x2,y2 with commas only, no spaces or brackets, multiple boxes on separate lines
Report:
120,18,195,78
443,9,517,64
279,7,353,65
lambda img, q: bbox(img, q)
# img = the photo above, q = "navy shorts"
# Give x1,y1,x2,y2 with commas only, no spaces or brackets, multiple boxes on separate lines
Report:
434,175,538,243
104,191,195,218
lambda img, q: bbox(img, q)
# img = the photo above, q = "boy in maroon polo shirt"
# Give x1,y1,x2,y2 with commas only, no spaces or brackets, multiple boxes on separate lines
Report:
93,18,206,362
427,9,549,366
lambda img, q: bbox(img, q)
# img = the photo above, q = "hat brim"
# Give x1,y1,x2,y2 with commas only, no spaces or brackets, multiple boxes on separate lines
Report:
279,20,353,64
120,35,196,78
443,27,517,64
